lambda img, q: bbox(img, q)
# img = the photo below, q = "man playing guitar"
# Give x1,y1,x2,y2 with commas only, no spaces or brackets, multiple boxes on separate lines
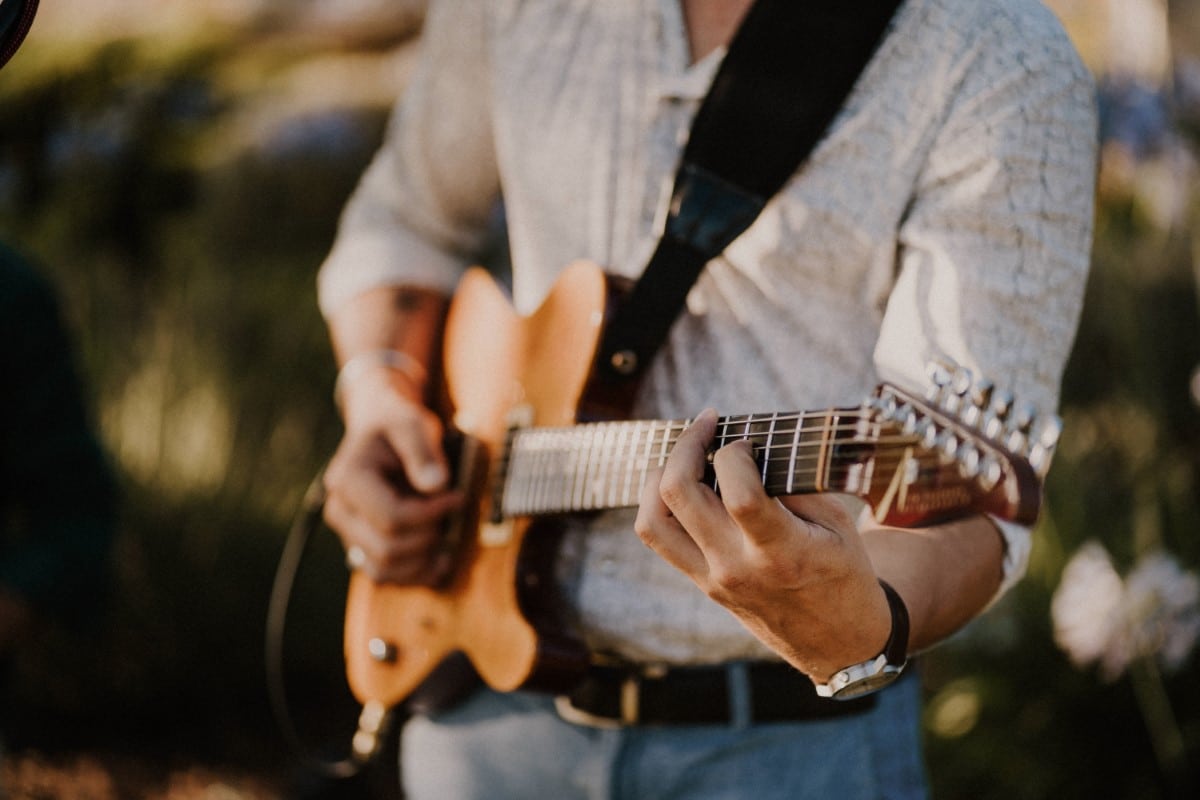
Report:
317,1,1097,796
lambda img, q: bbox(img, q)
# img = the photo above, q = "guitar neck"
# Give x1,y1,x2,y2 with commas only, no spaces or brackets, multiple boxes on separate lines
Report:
495,407,886,518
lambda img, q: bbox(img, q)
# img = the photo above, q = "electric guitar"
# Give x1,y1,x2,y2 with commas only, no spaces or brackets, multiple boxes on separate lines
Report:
342,260,1060,728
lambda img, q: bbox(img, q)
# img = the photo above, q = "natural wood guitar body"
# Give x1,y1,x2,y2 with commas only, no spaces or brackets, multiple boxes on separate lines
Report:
344,261,608,710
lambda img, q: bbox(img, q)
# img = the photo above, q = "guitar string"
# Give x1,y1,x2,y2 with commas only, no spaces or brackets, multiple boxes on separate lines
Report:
496,410,1009,514
500,429,986,488
501,448,983,514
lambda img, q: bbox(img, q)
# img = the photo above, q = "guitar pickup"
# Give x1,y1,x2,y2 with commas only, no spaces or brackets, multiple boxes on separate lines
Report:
432,428,489,589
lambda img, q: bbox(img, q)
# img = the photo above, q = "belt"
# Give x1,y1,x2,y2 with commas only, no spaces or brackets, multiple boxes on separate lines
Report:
555,660,877,728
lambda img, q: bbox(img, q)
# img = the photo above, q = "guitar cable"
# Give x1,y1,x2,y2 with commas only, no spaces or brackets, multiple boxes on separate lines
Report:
265,467,391,780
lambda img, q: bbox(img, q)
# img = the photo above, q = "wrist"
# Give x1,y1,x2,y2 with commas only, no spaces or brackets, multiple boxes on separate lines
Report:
334,349,429,411
813,579,909,700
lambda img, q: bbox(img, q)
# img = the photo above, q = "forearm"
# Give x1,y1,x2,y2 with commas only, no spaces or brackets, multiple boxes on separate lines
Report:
327,286,450,407
329,285,448,368
861,512,1005,653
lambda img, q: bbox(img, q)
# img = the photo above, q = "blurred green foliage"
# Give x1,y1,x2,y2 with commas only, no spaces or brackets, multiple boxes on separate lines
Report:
0,20,391,779
0,3,1198,799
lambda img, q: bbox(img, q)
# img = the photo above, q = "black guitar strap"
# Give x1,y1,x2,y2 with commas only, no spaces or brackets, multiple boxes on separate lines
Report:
593,0,903,387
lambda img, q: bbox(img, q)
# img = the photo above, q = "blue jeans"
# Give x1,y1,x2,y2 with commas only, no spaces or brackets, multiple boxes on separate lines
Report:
400,668,928,799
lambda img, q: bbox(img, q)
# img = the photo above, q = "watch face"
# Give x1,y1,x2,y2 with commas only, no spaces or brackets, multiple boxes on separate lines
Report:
830,668,902,700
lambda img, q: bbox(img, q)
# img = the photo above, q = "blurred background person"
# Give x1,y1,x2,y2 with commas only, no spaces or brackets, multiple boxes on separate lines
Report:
0,242,116,752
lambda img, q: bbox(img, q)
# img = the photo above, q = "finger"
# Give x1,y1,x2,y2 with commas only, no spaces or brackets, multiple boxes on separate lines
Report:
382,407,450,493
327,436,460,536
711,439,797,547
326,492,450,584
657,409,732,553
635,465,709,576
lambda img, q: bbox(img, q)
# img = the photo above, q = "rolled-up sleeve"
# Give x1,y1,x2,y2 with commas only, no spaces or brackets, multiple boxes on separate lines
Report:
318,0,502,317
872,10,1098,596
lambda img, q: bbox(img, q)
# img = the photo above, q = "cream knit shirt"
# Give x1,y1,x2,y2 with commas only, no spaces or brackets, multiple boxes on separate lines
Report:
319,0,1097,664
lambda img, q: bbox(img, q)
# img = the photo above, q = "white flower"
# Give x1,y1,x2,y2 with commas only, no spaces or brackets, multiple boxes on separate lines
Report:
1051,541,1124,671
1122,552,1200,672
1051,541,1200,681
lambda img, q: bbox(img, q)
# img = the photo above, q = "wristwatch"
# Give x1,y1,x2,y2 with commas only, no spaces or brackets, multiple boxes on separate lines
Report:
814,579,910,700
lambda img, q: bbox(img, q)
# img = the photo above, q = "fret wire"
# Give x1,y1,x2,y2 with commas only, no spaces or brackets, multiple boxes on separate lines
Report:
601,423,619,510
621,421,642,507
544,429,558,512
599,423,618,511
553,429,568,513
570,426,588,511
786,413,805,493
640,421,657,503
581,424,602,511
657,420,673,467
538,430,551,514
560,428,578,512
599,423,619,510
762,412,778,486
614,422,629,507
601,424,615,509
555,429,570,512
528,431,546,514
531,430,547,514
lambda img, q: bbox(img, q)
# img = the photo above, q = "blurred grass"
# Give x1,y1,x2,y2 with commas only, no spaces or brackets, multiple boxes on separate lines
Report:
0,2,1198,798
0,7,406,793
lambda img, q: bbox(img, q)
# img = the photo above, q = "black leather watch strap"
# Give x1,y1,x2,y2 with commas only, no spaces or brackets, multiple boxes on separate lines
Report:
878,579,909,667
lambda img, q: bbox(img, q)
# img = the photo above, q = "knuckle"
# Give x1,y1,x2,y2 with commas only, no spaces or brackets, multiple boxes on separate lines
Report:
706,563,749,598
723,493,770,528
657,474,690,509
633,514,658,546
721,489,760,519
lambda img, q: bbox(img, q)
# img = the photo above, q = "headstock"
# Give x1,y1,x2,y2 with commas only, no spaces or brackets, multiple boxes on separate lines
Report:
854,362,1060,527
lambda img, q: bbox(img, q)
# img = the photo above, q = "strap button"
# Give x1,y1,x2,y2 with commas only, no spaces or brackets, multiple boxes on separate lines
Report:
610,349,639,375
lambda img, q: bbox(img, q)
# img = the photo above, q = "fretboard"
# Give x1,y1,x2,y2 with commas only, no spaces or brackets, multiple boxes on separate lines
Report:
494,407,881,518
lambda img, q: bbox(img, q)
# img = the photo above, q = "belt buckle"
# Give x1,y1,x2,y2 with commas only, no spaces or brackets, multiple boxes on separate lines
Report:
554,694,628,729
554,662,669,728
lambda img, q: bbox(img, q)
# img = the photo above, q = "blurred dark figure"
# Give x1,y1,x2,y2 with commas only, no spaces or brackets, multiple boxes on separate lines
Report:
0,242,116,745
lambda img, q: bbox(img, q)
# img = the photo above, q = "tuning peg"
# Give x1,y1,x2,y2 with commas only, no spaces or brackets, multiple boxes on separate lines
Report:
878,392,899,421
1013,401,1037,434
919,419,939,450
956,441,981,479
927,360,953,388
977,454,1004,491
935,430,960,464
962,378,992,427
1028,416,1063,478
1006,428,1029,458
998,400,1033,454
984,389,1014,439
991,389,1014,418
951,368,974,396
1037,416,1063,449
970,378,995,408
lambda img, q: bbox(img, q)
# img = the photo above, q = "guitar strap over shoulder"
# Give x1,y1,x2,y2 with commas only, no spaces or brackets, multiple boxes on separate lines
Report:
593,0,903,387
